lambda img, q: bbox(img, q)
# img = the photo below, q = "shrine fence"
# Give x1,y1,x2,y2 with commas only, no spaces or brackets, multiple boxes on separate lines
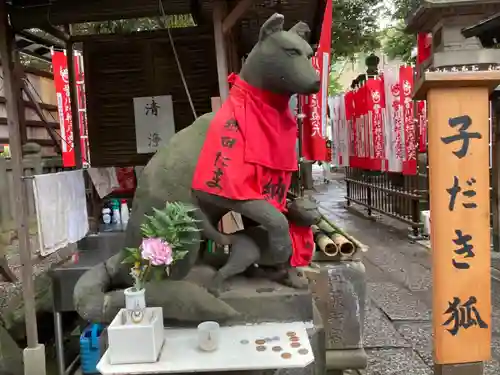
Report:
345,167,428,236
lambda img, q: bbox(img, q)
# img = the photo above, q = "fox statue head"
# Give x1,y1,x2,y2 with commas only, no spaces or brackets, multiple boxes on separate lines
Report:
240,13,321,96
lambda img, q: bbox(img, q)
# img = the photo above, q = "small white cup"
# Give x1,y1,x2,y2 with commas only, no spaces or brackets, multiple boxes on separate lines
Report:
197,321,220,352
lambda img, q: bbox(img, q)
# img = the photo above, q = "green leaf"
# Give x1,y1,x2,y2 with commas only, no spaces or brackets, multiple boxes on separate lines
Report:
121,254,137,264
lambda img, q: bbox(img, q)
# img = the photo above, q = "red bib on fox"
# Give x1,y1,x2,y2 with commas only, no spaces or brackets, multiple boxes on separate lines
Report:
192,73,297,211
192,74,313,267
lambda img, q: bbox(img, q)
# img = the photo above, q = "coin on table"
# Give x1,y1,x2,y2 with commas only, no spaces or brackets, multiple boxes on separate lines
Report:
289,336,300,342
240,339,249,345
255,339,266,345
271,336,280,341
272,346,282,352
265,337,273,343
281,352,292,359
256,345,267,352
290,342,301,348
298,348,309,355
286,331,296,337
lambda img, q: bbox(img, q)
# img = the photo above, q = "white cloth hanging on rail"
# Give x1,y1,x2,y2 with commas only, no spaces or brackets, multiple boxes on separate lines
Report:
33,170,88,256
87,167,119,198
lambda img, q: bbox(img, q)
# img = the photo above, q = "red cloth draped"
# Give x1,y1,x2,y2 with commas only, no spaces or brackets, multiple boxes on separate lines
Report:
192,74,313,267
192,74,297,211
289,223,314,267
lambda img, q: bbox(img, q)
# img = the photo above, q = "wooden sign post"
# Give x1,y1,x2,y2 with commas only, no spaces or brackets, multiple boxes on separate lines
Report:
415,70,500,374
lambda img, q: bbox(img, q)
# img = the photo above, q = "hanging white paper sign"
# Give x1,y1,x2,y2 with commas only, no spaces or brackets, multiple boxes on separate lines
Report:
133,95,175,154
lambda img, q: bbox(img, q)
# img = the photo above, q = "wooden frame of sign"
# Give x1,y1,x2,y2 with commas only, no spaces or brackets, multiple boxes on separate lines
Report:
414,70,500,366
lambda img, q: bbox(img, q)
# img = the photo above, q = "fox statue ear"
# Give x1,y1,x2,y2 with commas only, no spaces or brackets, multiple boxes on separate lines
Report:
290,21,310,41
259,13,285,41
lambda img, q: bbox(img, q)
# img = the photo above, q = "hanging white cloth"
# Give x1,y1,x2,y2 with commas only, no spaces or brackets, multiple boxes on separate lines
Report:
87,167,119,198
33,170,88,256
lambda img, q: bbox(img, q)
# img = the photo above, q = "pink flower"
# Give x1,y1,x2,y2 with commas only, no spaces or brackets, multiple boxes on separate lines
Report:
140,238,173,266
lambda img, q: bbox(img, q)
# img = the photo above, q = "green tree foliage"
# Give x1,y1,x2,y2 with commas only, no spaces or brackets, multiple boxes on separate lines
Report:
328,76,343,96
379,0,421,63
331,0,383,59
381,21,416,64
392,0,421,20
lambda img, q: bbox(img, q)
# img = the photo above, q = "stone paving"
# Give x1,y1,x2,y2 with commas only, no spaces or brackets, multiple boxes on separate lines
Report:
311,170,500,375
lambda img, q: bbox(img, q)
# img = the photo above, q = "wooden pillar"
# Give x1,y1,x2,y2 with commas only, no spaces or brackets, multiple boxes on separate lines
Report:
491,94,500,252
13,50,27,145
213,0,229,101
65,26,83,169
415,71,500,374
0,0,39,348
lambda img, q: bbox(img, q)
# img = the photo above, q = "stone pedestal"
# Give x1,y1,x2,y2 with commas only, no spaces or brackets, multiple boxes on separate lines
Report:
307,261,367,371
217,278,325,375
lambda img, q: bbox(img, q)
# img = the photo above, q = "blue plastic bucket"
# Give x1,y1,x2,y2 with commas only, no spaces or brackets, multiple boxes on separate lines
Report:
80,324,103,374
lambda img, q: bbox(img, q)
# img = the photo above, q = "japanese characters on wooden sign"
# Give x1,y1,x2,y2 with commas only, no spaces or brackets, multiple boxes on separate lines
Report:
427,87,491,364
133,95,175,154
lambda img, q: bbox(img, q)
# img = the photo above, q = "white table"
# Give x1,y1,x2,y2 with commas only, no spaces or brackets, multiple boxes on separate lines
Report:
97,322,314,374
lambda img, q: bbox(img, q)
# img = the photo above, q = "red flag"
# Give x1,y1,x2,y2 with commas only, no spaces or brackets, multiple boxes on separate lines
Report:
358,85,369,169
365,78,386,171
417,100,427,153
417,33,432,65
52,51,88,167
399,66,417,175
301,0,332,161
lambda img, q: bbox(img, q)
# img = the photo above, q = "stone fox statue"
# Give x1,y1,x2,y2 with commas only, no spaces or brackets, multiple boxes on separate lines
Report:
73,13,320,324
191,13,320,276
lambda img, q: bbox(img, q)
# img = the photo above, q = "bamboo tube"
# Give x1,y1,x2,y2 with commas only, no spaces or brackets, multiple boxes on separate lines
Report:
312,225,339,256
319,214,369,253
331,233,355,256
316,218,336,235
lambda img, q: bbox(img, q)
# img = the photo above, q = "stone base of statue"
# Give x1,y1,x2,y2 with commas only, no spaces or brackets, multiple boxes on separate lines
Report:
183,271,325,375
307,259,367,372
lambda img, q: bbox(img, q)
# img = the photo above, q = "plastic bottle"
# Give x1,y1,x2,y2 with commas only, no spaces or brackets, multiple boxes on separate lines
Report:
120,199,130,228
102,207,111,224
112,200,121,225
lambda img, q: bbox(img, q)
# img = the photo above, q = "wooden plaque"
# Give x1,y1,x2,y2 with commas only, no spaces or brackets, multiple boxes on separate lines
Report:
427,86,491,364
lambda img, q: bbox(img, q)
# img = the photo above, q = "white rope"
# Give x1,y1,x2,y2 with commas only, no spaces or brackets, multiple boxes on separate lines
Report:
158,0,198,119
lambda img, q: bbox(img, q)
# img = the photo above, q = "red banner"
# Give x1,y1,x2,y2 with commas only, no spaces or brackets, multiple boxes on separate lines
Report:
417,33,432,66
301,0,332,161
366,78,386,171
417,100,427,153
52,51,89,168
358,85,368,169
400,66,417,175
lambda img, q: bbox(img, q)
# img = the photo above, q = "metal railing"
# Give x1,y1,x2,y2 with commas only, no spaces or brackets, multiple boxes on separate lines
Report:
345,168,427,236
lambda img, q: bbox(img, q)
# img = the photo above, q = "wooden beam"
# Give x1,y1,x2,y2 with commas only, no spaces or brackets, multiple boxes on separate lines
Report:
0,117,59,129
222,0,253,34
0,138,55,147
13,50,27,145
38,24,69,42
0,96,58,112
213,1,229,101
17,30,65,49
0,0,39,349
19,49,51,63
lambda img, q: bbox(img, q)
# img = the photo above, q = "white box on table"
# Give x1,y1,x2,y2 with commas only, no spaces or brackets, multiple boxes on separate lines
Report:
107,307,164,365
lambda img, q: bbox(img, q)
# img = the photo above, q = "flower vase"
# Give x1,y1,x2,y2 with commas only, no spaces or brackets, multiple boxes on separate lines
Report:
124,287,146,324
